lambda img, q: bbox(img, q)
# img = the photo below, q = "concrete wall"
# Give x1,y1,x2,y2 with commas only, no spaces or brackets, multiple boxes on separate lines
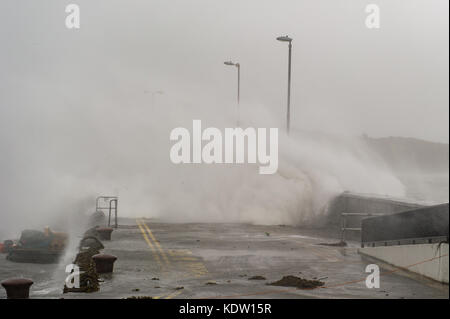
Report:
358,243,449,284
316,192,425,240
325,192,424,227
361,203,449,245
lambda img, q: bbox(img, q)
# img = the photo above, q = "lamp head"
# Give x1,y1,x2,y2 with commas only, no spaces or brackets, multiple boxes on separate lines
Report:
276,35,292,42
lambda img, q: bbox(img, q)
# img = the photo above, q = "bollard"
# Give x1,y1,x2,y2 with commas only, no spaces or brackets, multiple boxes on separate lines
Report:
1,278,33,299
96,227,114,241
92,254,117,273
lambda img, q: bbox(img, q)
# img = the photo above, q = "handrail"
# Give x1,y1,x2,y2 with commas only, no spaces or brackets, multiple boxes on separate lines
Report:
108,199,118,228
340,212,383,243
95,196,118,228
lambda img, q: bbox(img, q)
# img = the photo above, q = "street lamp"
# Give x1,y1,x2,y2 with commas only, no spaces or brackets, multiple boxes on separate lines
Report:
276,35,293,134
151,90,164,108
224,60,240,126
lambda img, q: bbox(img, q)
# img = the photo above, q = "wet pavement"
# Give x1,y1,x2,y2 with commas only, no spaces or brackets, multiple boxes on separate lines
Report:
0,218,448,299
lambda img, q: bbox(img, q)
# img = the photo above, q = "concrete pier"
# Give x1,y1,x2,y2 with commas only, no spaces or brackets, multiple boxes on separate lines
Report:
1,218,447,299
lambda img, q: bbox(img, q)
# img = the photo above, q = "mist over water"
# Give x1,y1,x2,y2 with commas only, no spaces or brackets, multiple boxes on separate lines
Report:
0,91,408,239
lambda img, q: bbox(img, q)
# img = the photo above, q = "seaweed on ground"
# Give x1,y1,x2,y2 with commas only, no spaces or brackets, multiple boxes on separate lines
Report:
63,247,101,293
317,241,347,247
248,275,266,280
268,275,324,289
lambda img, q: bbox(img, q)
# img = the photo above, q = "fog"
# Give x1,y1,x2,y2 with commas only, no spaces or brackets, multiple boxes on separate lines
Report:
0,1,448,238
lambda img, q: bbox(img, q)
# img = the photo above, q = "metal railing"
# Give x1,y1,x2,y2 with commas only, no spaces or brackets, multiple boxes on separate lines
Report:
96,196,118,228
361,235,448,248
340,212,383,243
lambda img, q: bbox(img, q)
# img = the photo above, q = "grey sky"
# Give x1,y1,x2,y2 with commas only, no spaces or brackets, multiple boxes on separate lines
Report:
0,0,448,142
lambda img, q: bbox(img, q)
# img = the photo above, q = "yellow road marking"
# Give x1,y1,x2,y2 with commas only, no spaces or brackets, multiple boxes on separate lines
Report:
140,220,171,266
169,249,192,255
136,219,162,267
165,290,183,299
173,250,209,277
138,220,209,278
151,290,184,299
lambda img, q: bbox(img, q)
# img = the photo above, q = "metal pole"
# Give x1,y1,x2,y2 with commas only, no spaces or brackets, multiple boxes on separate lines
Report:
237,64,240,105
151,91,163,108
113,199,118,228
287,41,292,134
237,63,240,126
224,61,241,126
108,203,112,227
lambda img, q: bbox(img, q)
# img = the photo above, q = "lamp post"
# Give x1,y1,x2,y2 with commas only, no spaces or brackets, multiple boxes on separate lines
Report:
224,61,240,126
151,90,164,108
276,35,293,134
